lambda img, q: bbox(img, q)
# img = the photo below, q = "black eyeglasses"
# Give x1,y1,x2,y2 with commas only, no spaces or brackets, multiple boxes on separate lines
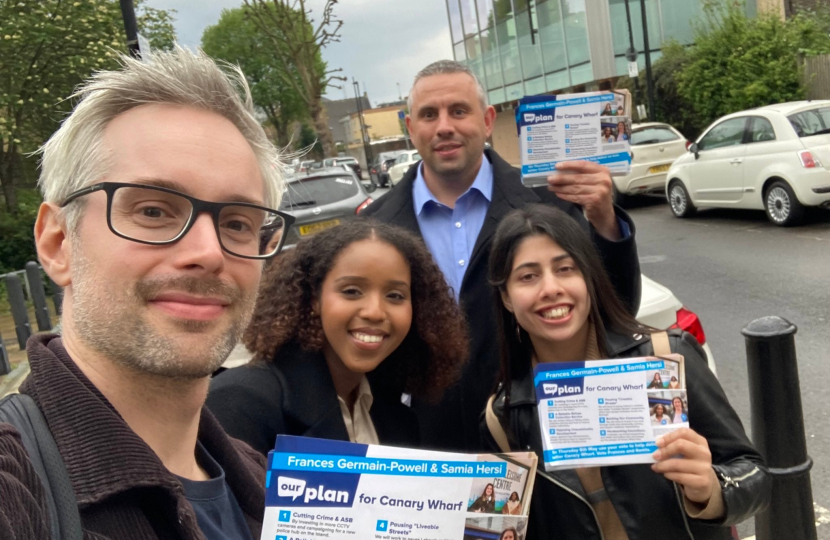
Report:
60,182,295,259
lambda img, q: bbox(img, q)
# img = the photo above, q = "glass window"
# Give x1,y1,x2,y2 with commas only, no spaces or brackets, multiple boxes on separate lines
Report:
465,35,486,86
454,41,468,63
447,0,465,44
608,0,663,57
516,0,543,79
747,117,776,143
630,126,680,146
525,76,546,96
788,107,830,137
570,62,593,85
494,0,513,24
546,70,569,91
562,0,590,66
660,0,702,46
537,0,567,74
505,82,524,101
698,117,748,151
480,28,503,89
496,16,522,86
460,0,478,37
488,87,507,104
477,0,495,29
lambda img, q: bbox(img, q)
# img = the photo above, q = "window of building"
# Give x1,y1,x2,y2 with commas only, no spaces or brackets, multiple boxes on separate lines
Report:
454,41,468,63
546,70,569,91
516,0,544,80
570,62,593,85
607,0,664,59
460,0,479,37
477,0,495,29
561,0,590,66
481,27,503,88
525,76,546,96
537,0,567,75
496,15,522,86
489,87,506,105
464,35,487,86
448,0,465,45
660,0,702,46
506,82,524,101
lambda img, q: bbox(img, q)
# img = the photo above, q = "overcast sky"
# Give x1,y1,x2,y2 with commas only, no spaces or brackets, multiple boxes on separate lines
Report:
145,0,454,106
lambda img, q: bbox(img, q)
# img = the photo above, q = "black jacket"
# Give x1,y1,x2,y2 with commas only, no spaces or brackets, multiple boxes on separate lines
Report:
206,343,419,455
362,149,641,451
482,330,772,540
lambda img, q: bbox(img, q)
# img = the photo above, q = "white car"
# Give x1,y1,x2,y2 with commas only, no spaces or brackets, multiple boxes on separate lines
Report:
637,275,715,374
666,100,830,226
387,150,421,186
613,123,690,205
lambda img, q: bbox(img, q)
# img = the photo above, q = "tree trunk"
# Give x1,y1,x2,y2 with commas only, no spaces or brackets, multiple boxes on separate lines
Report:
0,145,19,214
310,99,335,157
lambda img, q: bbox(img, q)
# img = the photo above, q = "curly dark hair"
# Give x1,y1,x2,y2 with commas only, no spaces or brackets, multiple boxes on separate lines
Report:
243,219,468,401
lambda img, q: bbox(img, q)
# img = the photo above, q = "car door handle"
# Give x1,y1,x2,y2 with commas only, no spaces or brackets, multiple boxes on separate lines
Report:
729,158,743,164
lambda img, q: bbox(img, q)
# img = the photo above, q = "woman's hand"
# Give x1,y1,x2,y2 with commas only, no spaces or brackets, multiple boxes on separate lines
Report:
651,428,717,504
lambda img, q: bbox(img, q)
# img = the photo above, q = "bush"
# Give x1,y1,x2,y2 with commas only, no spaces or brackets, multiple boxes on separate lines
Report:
0,188,41,274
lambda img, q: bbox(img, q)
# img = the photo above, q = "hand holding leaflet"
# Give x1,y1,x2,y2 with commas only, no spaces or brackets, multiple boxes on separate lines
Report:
652,427,717,505
546,160,619,240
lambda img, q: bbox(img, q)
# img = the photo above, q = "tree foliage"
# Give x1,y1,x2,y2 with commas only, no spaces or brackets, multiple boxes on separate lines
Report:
0,0,176,213
202,6,307,149
242,0,345,156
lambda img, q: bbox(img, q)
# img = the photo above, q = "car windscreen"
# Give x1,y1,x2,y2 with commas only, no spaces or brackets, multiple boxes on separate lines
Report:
630,127,680,146
788,107,830,137
281,175,360,209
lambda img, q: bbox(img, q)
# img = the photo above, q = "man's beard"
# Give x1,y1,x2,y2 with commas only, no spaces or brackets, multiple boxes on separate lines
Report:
70,247,256,379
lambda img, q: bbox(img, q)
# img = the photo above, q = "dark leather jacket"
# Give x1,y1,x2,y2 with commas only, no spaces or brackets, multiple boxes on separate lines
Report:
482,330,771,540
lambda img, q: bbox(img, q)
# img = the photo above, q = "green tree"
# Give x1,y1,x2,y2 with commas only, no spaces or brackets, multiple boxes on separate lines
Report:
201,6,307,149
137,2,177,52
242,0,345,156
677,1,830,131
0,0,176,213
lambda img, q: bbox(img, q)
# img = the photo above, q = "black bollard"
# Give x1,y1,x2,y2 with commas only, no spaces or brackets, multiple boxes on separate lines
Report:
5,274,33,350
48,276,63,316
0,330,10,376
25,262,52,331
743,316,817,540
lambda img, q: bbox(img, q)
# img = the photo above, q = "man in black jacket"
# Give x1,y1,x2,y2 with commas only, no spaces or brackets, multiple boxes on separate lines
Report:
362,60,641,452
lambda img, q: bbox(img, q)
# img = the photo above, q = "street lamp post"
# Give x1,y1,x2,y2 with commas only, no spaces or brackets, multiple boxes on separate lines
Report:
622,0,643,116
639,0,656,121
352,79,372,171
118,0,141,59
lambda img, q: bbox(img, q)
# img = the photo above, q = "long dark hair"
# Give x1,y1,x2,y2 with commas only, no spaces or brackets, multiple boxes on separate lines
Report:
244,219,468,401
499,528,519,540
488,204,649,407
479,483,495,501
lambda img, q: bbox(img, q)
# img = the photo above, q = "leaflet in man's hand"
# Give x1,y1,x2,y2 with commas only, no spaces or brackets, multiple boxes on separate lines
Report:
262,435,538,540
516,90,633,188
533,354,688,471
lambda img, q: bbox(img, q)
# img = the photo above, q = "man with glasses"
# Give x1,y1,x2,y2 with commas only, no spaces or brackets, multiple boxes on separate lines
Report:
0,48,291,539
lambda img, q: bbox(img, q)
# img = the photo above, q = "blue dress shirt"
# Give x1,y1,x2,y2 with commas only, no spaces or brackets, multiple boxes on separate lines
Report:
413,157,494,298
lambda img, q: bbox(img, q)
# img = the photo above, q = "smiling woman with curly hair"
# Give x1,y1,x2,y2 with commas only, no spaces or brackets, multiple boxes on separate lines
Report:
207,220,469,455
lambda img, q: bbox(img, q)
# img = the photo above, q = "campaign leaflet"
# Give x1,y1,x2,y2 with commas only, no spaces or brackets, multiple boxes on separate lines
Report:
262,435,538,540
533,355,688,471
516,90,632,188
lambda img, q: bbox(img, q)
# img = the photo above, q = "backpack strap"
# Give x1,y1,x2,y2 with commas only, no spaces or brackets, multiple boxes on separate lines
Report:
485,395,512,453
652,331,672,357
0,393,83,540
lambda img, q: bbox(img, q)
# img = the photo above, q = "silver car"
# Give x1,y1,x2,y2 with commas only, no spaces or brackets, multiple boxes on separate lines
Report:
280,167,376,248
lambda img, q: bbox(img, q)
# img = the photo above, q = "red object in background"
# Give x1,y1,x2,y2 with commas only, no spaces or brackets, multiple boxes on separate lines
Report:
356,198,373,214
685,140,692,150
671,307,707,345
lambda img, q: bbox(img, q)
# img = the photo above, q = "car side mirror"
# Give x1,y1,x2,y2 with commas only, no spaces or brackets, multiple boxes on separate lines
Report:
689,143,700,159
364,181,378,194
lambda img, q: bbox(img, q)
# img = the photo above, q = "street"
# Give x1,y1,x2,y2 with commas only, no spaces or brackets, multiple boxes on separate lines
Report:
369,187,830,537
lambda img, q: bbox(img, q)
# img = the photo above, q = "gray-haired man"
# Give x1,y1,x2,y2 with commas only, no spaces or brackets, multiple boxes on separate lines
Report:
0,48,290,539
363,60,641,451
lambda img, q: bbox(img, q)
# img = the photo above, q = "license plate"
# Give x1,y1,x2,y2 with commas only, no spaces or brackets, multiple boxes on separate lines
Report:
648,164,671,174
299,219,341,236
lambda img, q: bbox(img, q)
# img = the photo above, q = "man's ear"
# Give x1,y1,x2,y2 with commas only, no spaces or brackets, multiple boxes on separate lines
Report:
483,105,497,139
499,289,513,314
35,202,72,287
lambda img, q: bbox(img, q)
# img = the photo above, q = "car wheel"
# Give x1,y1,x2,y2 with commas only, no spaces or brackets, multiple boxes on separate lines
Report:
765,180,804,226
668,180,696,218
612,183,630,208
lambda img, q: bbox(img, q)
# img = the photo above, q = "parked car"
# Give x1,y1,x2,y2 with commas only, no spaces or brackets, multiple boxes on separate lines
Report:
637,275,715,374
387,150,421,186
666,100,830,226
323,156,362,178
613,123,690,206
369,150,407,187
279,168,375,249
298,160,315,174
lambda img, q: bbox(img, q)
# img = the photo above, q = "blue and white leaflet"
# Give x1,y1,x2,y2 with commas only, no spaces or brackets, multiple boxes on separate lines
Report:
516,91,632,188
262,436,538,540
533,355,688,471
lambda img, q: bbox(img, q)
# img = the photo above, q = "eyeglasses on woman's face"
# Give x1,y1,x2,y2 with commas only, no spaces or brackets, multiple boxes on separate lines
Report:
60,182,295,259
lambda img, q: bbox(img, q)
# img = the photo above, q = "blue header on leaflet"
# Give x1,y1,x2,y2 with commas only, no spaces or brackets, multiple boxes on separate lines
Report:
521,152,631,176
518,93,615,113
270,453,507,478
534,360,664,387
544,442,658,463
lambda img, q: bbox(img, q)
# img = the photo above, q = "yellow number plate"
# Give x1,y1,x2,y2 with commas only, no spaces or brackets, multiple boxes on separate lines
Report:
648,164,671,174
299,219,341,236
